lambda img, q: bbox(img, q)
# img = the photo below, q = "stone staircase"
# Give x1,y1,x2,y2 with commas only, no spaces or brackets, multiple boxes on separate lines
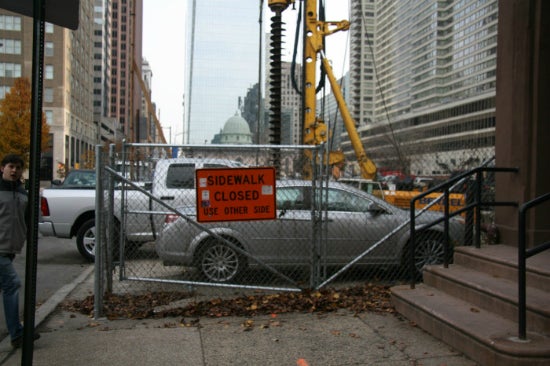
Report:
391,244,550,366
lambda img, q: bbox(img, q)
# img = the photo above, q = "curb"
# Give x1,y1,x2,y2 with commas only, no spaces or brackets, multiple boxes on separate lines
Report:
0,265,94,348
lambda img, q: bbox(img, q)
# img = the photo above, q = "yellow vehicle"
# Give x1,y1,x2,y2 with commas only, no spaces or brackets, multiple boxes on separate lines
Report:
268,0,465,213
336,178,385,200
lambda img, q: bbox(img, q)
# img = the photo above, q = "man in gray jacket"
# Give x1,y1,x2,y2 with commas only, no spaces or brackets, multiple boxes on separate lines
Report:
0,154,39,348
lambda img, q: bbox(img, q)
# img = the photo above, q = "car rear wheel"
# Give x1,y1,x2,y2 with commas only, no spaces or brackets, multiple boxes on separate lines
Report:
76,219,121,262
198,238,244,283
76,219,96,262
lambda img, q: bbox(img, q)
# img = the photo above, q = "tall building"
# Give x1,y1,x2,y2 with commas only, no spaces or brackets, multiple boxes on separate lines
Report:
264,60,303,145
93,0,119,144
138,57,158,143
0,0,145,179
0,1,96,179
108,0,143,144
184,1,260,145
346,0,498,176
280,61,303,145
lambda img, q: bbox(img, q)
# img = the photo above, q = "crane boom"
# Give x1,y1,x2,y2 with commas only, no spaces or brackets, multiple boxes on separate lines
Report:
269,0,376,179
320,55,377,179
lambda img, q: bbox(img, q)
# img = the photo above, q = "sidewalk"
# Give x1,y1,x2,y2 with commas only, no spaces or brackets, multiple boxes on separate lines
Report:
0,268,478,366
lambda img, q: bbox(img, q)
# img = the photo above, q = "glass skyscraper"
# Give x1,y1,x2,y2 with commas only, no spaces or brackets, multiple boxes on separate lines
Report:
184,1,261,144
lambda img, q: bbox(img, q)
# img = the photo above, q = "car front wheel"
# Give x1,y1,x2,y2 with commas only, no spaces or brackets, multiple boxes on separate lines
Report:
198,239,244,283
413,234,447,273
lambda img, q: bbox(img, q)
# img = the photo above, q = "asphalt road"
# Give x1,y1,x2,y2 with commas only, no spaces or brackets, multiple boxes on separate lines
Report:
0,236,91,340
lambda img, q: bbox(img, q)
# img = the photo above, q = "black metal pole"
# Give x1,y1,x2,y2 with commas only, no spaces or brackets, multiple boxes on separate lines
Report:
444,187,450,268
409,202,416,288
475,171,482,248
22,0,45,364
518,206,527,340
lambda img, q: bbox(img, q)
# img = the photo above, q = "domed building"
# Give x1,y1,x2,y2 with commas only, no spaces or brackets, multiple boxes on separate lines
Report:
211,112,252,145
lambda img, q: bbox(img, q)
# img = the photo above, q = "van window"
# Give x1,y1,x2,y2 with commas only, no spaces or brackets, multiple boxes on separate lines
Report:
204,164,231,168
166,164,195,189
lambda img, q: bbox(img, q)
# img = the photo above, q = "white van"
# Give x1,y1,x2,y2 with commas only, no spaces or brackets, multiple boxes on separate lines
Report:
150,158,246,232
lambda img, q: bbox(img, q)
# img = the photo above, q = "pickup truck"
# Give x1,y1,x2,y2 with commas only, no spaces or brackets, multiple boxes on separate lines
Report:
39,158,243,261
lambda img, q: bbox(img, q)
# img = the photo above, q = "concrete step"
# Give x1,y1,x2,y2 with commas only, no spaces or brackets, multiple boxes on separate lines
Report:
423,264,550,334
391,284,550,366
454,245,550,292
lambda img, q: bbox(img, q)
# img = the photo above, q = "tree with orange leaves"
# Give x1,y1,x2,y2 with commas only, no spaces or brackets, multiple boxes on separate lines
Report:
0,77,50,164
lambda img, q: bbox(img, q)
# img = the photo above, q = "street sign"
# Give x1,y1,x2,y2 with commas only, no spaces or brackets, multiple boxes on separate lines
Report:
196,167,276,222
0,0,80,30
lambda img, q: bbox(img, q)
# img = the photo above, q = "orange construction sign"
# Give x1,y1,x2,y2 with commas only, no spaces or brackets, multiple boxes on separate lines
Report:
196,167,277,222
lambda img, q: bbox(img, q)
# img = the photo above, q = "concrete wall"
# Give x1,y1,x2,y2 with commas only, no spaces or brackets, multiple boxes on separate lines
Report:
495,0,550,246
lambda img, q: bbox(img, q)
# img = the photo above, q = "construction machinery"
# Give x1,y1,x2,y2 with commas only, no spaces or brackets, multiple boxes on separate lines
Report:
268,0,376,180
267,0,466,214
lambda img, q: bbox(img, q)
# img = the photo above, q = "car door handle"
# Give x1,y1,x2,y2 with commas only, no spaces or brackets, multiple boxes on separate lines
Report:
160,196,175,200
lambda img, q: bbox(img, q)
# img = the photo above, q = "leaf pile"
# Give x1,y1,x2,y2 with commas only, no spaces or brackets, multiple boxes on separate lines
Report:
62,283,394,320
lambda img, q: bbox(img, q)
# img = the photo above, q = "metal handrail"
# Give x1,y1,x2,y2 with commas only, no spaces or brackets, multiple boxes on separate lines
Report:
518,192,550,340
409,166,518,288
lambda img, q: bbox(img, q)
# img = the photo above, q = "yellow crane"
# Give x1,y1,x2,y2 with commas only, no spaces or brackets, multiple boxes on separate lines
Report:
268,0,376,180
267,1,467,214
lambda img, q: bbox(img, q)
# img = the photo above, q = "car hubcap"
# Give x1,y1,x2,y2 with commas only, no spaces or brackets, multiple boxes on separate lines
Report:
415,239,444,271
84,227,96,256
201,243,239,282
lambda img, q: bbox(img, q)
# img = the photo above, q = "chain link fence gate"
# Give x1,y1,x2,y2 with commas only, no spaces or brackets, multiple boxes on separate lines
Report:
93,142,471,315
94,143,328,301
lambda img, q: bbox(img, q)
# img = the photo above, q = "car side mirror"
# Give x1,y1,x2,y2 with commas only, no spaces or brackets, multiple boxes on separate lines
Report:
51,179,62,186
368,202,386,215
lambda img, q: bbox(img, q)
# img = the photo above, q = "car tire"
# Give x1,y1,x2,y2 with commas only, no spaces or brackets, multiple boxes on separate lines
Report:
76,219,121,262
198,238,244,283
76,219,97,262
413,233,447,273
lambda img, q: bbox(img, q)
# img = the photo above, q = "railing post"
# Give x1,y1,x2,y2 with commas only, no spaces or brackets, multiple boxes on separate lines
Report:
475,171,482,248
518,205,527,340
444,187,450,268
516,192,550,340
464,178,474,246
409,201,416,289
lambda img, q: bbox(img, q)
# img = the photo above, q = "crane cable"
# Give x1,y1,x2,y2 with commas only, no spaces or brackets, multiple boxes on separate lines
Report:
362,12,407,172
290,0,327,95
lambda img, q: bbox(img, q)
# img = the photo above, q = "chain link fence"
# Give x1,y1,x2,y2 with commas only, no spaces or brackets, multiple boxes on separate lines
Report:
90,142,472,315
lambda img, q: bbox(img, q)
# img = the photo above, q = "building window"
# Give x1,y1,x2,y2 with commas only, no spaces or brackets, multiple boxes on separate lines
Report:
45,42,54,57
0,63,21,78
0,15,21,31
44,88,54,103
45,65,54,79
0,39,22,55
0,85,10,99
45,110,53,125
45,22,54,33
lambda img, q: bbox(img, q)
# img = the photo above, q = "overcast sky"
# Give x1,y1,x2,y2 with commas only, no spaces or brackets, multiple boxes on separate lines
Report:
142,0,350,144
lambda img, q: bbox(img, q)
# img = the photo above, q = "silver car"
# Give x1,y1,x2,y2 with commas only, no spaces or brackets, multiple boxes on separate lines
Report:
156,180,464,282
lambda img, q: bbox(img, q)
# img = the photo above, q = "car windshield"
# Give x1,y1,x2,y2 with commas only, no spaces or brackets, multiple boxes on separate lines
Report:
64,171,95,187
318,188,372,212
276,185,375,213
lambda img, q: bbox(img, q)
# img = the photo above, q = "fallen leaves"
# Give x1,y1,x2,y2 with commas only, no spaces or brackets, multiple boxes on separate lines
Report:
61,283,395,321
